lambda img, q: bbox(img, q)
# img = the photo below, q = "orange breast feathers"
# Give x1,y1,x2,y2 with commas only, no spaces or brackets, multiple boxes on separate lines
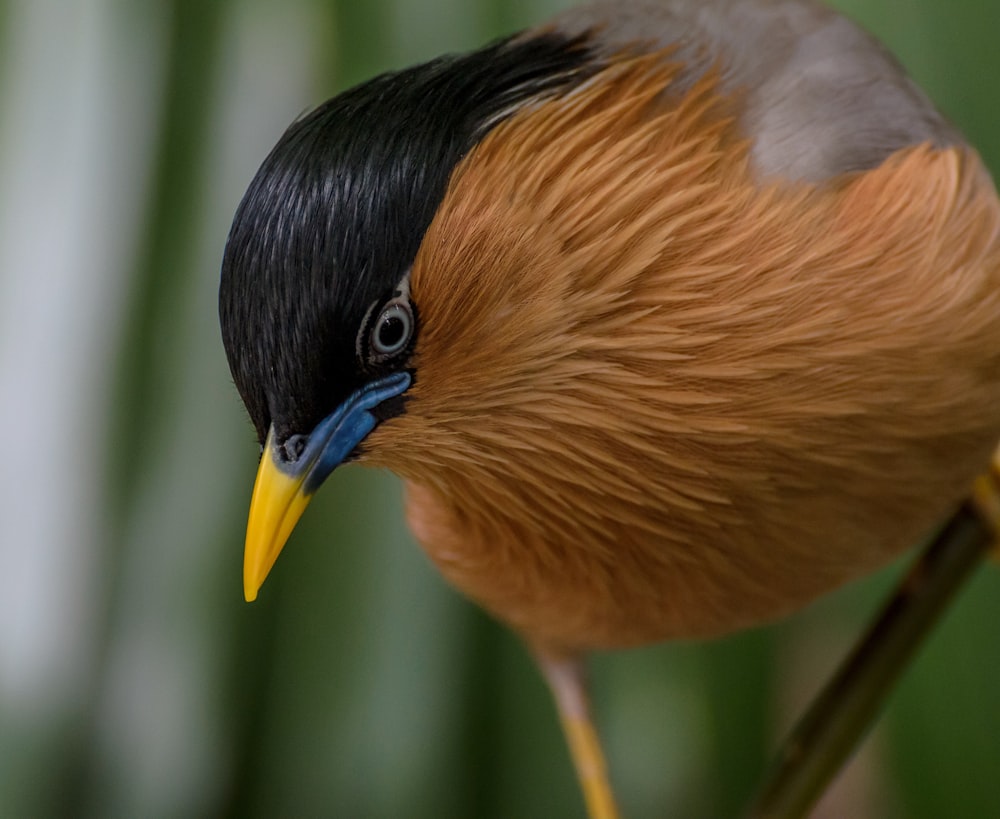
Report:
361,55,1000,651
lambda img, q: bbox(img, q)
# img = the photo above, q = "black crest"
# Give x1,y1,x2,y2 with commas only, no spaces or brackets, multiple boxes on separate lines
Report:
220,31,598,443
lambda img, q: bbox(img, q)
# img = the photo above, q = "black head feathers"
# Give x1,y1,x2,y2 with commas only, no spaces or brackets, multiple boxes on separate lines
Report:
219,31,599,444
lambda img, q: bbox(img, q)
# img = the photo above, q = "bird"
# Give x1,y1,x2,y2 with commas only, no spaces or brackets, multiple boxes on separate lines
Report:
219,1,1000,815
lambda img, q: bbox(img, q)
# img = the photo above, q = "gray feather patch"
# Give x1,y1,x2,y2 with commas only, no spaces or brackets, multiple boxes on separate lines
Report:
546,0,961,183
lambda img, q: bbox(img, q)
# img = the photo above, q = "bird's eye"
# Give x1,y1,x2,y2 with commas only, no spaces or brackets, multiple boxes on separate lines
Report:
358,296,417,370
372,303,412,355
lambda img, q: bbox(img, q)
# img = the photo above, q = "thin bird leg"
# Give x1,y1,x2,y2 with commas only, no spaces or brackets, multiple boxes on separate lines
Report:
745,491,998,819
532,647,622,819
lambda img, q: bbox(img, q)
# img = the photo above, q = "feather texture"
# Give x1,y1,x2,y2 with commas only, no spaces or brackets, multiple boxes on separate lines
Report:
546,0,960,182
362,54,1000,650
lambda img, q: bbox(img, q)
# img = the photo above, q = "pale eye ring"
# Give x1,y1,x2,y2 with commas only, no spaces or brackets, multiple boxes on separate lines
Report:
372,303,413,355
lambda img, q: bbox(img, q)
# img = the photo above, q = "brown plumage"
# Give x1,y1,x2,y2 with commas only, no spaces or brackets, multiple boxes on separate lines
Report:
365,55,1000,649
220,1,1000,814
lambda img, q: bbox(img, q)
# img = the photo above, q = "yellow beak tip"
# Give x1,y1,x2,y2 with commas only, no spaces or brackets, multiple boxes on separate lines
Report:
242,436,314,606
244,582,259,603
243,557,269,602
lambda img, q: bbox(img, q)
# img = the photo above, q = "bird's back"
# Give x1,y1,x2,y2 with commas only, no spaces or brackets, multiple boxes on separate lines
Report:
548,0,961,182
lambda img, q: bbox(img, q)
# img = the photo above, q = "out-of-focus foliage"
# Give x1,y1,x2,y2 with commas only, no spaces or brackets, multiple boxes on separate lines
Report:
0,1,998,817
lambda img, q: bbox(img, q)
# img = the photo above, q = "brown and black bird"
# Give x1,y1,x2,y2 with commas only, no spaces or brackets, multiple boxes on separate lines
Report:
219,1,1000,815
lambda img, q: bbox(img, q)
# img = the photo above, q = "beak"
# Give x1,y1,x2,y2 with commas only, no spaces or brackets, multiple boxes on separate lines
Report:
242,371,412,601
243,432,313,601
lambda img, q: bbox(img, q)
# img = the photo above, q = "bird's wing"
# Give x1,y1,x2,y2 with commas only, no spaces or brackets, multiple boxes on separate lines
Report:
544,0,962,183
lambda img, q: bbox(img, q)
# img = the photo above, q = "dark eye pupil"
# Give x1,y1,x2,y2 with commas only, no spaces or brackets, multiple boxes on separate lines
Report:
363,299,414,363
378,315,406,349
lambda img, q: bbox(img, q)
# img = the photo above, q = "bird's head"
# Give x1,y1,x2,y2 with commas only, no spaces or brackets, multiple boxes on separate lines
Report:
219,32,602,600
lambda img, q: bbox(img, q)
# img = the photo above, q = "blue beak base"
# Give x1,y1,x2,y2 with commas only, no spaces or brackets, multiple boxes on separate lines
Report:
281,370,412,494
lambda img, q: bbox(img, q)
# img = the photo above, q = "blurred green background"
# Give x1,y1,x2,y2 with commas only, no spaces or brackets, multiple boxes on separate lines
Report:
1,0,999,816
